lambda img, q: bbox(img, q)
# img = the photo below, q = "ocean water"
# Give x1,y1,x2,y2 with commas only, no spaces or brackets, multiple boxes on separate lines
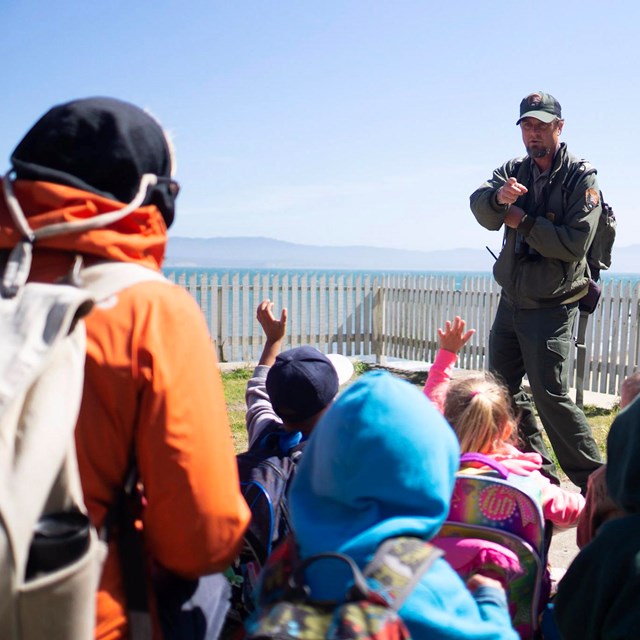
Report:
162,267,640,289
162,268,493,344
162,266,640,345
162,266,640,371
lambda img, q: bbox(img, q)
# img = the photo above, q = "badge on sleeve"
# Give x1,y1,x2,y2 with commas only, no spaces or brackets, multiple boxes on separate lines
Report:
585,188,600,210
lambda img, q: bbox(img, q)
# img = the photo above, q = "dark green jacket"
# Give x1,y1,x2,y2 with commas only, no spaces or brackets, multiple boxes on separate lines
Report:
470,143,601,308
552,376,640,638
554,514,640,640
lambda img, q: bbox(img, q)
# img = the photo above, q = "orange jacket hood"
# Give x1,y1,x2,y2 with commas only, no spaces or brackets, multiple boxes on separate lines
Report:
0,180,167,270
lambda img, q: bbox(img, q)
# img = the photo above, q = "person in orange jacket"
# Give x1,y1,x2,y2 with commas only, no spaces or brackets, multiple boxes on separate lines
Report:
0,97,250,639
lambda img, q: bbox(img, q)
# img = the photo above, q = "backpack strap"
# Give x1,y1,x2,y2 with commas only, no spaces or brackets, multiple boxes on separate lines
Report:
288,551,373,603
561,160,597,212
513,158,528,183
364,537,443,610
256,425,306,457
564,160,596,191
459,452,511,479
558,160,599,409
82,262,169,640
81,261,167,300
0,282,93,579
257,536,442,612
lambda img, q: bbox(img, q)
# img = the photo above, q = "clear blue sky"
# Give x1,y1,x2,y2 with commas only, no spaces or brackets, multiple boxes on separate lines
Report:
1,1,637,259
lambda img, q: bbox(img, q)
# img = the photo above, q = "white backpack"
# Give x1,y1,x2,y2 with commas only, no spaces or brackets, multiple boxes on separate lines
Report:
0,172,166,639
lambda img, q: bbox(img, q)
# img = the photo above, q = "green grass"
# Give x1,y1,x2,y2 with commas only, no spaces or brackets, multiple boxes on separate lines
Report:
221,367,253,452
221,363,618,465
221,363,372,453
540,403,618,477
353,361,370,376
582,404,618,457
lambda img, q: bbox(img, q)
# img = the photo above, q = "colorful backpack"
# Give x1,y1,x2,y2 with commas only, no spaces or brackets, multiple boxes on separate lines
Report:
224,427,307,631
246,535,442,640
432,453,547,640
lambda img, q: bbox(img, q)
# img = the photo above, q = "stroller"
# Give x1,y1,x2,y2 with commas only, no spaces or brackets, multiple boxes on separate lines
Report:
433,453,549,639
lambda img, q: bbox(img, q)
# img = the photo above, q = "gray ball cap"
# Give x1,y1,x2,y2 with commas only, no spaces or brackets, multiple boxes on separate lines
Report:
516,92,562,125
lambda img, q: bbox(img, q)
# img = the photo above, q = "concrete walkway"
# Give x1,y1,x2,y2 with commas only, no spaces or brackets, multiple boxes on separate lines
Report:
548,481,582,573
374,357,619,409
220,357,619,409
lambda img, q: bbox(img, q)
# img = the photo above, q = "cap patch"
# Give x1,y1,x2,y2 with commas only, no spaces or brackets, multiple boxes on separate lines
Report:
527,93,542,107
585,188,600,210
517,91,562,125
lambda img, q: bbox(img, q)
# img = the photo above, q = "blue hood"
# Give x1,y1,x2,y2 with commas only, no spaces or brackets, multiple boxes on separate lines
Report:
289,370,459,565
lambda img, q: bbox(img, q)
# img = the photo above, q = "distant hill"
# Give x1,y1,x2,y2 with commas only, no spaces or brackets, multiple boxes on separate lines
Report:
165,237,496,271
165,236,639,275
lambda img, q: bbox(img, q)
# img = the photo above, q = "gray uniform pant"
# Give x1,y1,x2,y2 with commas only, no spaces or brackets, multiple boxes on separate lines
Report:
489,296,603,492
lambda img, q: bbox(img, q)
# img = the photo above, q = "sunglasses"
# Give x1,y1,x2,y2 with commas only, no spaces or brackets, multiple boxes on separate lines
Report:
156,176,181,198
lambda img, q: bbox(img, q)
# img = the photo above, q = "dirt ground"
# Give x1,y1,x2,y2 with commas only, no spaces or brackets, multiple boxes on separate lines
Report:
547,480,581,580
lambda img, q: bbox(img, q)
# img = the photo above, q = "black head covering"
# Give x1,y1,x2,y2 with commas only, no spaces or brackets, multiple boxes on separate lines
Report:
266,346,339,422
10,97,177,227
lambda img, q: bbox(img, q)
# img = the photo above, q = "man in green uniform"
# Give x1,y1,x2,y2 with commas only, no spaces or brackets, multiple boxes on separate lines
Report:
470,91,602,493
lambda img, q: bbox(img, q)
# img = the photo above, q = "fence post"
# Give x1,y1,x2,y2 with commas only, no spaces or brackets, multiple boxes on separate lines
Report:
165,270,638,400
219,273,230,363
373,280,386,365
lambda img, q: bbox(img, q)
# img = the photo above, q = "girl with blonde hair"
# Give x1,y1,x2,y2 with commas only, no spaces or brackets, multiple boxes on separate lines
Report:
424,317,584,528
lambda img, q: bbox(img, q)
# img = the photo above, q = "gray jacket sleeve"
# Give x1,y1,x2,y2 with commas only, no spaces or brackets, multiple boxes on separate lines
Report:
245,365,282,448
469,161,514,231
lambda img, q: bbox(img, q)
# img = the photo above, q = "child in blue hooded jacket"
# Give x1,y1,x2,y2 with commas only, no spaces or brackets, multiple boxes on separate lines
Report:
250,371,518,639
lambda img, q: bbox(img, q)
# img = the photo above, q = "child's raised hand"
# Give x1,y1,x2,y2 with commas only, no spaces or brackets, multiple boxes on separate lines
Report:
256,299,288,344
438,316,475,355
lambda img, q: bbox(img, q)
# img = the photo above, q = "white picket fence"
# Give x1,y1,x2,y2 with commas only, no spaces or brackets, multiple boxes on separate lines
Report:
166,270,640,396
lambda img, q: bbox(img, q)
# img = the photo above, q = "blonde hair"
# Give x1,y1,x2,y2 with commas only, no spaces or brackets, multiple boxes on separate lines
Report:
443,372,517,454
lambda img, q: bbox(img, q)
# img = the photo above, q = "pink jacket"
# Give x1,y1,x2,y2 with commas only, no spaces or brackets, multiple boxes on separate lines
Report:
424,350,584,527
